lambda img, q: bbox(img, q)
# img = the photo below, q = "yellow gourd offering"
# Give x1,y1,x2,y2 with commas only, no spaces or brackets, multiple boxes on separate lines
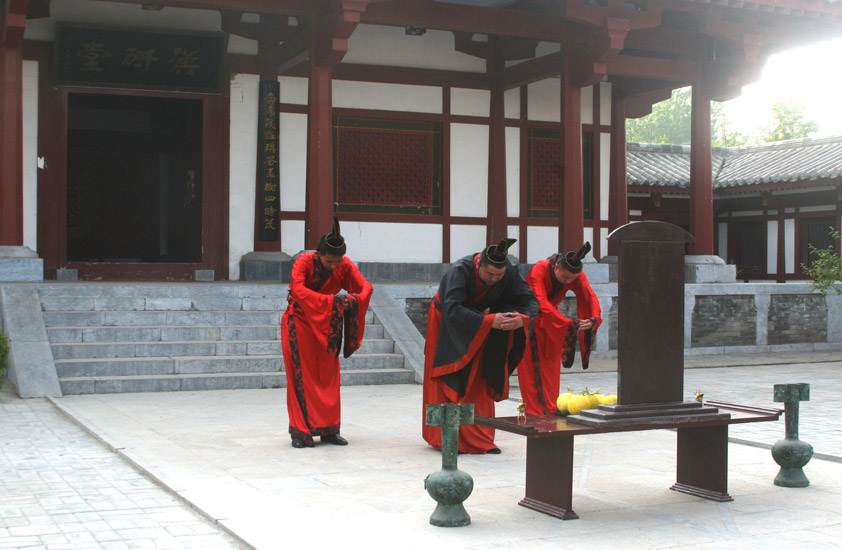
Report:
566,393,591,415
556,387,574,414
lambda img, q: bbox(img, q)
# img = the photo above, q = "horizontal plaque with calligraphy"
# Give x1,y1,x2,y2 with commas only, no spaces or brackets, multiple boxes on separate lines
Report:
53,23,228,94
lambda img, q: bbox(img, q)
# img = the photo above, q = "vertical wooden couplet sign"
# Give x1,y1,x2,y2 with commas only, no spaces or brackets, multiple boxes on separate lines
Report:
610,221,693,405
258,80,280,241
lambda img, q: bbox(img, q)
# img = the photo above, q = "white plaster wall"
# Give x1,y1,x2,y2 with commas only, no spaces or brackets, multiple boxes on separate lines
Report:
451,88,489,117
504,88,520,120
451,225,487,262
343,222,442,263
333,80,442,113
24,0,221,40
527,79,560,122
718,222,728,262
600,81,612,123
345,25,486,72
507,225,521,260
767,220,778,274
280,113,307,212
22,61,38,252
450,124,489,217
581,85,593,125
599,227,608,260
506,127,520,217
785,218,795,273
281,220,305,257
583,227,594,259
526,226,557,263
599,132,610,221
279,76,308,105
228,74,259,280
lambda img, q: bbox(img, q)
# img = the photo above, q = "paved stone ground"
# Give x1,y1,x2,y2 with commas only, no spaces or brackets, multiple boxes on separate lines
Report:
3,353,842,550
0,385,246,550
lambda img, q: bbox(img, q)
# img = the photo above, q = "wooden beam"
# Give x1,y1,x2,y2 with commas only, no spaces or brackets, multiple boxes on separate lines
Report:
362,0,578,41
607,54,699,83
105,0,312,15
563,0,661,30
497,51,561,90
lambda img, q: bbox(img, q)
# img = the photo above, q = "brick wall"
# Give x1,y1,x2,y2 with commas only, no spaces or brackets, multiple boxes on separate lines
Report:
691,295,757,347
768,295,827,344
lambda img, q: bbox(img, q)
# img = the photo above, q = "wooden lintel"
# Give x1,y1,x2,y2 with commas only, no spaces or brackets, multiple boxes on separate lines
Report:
497,51,561,91
363,0,577,42
334,62,489,90
607,54,698,83
563,0,661,30
624,27,708,58
105,0,313,16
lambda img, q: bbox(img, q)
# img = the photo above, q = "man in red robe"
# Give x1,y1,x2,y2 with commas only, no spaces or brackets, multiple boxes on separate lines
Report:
282,217,373,448
517,243,602,416
423,239,538,454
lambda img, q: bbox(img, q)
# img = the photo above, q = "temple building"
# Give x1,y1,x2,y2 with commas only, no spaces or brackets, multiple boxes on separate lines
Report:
1,0,841,281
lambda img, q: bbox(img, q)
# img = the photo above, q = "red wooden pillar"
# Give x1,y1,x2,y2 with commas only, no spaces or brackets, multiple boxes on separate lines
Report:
304,40,334,250
487,38,507,243
607,96,628,256
0,41,23,246
559,54,583,251
689,85,714,255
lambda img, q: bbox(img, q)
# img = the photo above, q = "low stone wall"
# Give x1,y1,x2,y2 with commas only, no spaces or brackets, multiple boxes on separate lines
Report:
386,282,842,357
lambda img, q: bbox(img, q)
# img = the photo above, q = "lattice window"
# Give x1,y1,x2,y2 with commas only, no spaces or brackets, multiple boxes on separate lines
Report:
526,128,593,219
333,117,442,215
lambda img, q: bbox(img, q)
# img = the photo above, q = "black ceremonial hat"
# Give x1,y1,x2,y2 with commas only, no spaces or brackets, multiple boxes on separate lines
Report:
484,238,517,265
558,242,590,274
317,216,347,256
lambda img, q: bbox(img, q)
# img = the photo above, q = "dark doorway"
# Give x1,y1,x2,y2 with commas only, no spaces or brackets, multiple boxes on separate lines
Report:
66,93,203,263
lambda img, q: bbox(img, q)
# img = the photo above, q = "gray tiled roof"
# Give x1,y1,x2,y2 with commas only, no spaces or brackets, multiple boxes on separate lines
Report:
627,134,842,189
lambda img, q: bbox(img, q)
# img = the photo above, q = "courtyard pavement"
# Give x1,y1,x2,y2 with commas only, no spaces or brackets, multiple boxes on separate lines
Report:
2,351,842,550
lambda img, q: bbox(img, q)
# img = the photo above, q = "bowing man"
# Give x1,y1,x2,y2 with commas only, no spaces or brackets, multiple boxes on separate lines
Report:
517,243,602,416
282,217,373,448
422,238,538,454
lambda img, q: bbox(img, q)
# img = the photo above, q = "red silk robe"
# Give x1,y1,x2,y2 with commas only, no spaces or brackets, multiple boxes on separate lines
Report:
282,253,373,446
517,259,602,415
422,254,538,454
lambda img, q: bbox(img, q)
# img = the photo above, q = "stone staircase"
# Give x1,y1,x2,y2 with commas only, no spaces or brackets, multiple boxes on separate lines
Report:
37,283,414,394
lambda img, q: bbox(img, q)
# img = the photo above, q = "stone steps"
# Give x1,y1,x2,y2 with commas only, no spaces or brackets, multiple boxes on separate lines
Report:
38,283,413,395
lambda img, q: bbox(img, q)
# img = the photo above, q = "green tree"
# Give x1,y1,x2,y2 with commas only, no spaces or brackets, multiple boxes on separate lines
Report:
802,228,842,296
625,87,747,146
759,100,819,143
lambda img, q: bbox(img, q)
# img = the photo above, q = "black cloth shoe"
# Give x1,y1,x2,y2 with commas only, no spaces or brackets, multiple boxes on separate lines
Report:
321,434,348,446
291,438,307,448
486,447,502,454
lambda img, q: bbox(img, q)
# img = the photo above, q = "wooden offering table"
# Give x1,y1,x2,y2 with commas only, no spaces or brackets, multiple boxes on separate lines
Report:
475,401,782,520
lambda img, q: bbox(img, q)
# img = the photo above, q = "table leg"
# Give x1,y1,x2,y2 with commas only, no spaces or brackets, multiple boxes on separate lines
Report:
671,424,733,502
519,436,578,520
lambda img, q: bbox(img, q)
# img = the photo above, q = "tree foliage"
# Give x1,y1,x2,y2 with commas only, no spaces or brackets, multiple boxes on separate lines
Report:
625,87,747,146
802,228,842,296
759,100,819,143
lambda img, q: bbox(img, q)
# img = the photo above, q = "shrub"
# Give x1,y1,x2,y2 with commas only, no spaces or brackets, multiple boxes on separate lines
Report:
802,229,842,296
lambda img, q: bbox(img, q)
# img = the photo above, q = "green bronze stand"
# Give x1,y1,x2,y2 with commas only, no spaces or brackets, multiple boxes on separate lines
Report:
424,403,474,527
771,383,813,488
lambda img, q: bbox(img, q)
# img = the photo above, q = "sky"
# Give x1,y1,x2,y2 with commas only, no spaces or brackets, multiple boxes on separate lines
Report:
722,36,842,139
